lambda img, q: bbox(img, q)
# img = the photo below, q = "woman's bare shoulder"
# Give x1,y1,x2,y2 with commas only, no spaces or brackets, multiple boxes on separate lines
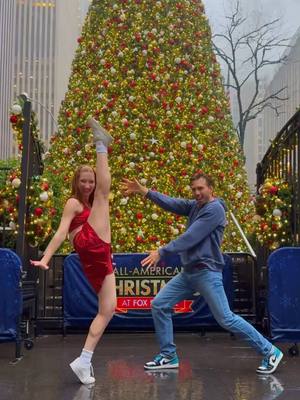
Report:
65,197,82,211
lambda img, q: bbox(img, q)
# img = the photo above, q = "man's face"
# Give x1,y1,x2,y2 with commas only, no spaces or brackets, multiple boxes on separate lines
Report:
191,177,213,206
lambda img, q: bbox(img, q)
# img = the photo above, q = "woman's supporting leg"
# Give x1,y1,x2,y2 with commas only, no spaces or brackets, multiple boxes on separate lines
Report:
70,274,116,384
84,273,117,352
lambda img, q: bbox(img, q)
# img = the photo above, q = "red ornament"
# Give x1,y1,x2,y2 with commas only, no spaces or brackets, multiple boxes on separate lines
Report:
10,115,18,124
186,143,193,153
41,182,49,191
34,207,43,217
135,33,142,42
186,123,194,130
136,212,143,220
260,223,268,231
269,186,278,195
149,121,157,129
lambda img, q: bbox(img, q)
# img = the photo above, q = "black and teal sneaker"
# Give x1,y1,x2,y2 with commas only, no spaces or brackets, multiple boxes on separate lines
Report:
256,346,283,374
144,354,179,370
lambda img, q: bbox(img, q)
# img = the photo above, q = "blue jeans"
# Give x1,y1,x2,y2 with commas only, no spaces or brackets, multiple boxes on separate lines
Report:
151,269,272,358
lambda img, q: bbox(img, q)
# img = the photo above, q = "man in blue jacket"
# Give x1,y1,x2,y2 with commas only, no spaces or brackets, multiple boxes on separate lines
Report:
121,172,283,374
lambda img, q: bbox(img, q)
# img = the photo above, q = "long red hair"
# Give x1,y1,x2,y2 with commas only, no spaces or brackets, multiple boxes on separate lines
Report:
70,165,96,206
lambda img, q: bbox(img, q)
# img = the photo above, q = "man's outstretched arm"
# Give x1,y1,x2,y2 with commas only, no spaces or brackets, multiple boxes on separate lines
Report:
121,178,193,216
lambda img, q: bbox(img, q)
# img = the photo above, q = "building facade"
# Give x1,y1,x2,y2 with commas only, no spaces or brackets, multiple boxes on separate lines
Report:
262,28,300,152
0,0,16,159
0,0,90,160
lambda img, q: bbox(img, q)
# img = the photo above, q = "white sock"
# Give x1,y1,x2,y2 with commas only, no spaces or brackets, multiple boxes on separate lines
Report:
96,140,107,153
79,348,93,367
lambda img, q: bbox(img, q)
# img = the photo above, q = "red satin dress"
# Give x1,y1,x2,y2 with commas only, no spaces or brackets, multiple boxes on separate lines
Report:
69,206,113,293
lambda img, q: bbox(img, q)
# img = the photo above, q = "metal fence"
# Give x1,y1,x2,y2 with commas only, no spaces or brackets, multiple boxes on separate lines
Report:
256,109,300,247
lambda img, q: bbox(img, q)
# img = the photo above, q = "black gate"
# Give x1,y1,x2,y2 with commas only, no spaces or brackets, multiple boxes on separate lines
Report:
256,109,300,246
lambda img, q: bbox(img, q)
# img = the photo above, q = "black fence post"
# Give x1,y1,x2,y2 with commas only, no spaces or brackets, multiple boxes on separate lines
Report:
256,162,262,194
16,99,32,268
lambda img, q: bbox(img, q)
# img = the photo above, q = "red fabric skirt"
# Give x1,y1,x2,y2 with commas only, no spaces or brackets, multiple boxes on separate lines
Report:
73,222,114,293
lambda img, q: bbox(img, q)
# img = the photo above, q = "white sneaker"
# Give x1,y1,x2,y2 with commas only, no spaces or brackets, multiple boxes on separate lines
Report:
86,117,113,146
70,357,96,384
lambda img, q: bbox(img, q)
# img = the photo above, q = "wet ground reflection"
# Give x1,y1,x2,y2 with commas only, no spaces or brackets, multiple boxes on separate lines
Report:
0,333,298,400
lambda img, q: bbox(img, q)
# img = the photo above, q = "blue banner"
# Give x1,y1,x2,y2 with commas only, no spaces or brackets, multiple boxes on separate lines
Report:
268,247,300,342
0,249,22,342
63,253,233,330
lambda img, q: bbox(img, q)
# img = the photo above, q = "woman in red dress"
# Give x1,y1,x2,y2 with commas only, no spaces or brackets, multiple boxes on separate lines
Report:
31,118,115,385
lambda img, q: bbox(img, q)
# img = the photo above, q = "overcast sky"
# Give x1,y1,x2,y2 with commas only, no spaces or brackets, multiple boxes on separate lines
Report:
203,0,300,38
202,0,300,81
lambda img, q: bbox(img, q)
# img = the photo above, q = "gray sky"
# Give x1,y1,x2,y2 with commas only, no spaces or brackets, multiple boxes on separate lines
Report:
203,0,300,38
203,0,300,81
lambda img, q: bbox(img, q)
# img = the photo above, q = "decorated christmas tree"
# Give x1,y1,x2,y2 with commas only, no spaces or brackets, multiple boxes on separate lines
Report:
44,0,255,253
0,100,54,248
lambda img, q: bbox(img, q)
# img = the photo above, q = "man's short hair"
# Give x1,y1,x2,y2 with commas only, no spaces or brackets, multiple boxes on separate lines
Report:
190,172,214,187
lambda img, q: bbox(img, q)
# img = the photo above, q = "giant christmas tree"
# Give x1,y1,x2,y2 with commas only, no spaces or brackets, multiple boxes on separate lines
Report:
45,0,255,253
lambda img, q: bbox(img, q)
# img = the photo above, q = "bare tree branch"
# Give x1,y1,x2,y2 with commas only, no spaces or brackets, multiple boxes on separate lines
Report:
212,0,290,148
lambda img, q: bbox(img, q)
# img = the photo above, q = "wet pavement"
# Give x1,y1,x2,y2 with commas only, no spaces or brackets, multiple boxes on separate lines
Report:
0,332,299,400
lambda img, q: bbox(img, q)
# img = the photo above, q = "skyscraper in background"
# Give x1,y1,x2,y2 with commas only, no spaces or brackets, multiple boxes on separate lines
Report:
0,0,91,160
13,0,56,149
262,27,300,151
54,0,91,122
0,0,16,159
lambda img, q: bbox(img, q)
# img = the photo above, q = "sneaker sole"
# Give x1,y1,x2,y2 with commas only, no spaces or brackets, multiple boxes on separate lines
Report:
69,362,96,384
87,118,113,144
256,352,283,375
144,363,179,370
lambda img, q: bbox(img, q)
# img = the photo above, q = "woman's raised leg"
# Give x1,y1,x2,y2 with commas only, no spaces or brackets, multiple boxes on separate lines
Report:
86,118,113,243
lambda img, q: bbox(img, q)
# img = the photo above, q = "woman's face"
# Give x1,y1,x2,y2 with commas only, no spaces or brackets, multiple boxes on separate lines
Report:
78,169,95,197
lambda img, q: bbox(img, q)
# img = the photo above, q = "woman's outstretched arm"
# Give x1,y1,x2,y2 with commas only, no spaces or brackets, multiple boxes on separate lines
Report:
30,198,78,270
